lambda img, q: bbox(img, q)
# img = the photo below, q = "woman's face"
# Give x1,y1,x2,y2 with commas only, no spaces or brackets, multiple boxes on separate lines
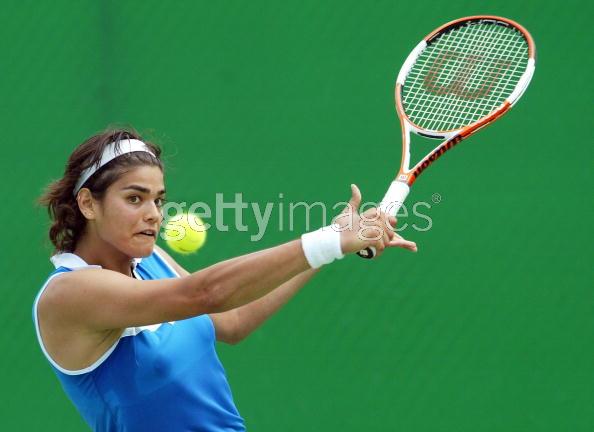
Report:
93,165,165,258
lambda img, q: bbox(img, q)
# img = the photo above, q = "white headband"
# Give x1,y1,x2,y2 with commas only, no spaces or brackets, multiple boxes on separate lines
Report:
73,139,156,196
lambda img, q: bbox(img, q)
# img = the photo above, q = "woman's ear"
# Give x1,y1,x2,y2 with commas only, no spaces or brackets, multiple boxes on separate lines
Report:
76,188,97,220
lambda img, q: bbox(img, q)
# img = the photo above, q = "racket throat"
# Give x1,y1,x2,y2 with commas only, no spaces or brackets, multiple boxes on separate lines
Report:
412,135,462,181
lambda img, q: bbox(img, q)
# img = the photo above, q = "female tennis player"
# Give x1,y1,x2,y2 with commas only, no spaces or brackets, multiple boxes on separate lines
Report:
34,128,417,431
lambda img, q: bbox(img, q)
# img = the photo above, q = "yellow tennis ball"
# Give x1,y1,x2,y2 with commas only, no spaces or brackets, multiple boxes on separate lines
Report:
163,212,207,254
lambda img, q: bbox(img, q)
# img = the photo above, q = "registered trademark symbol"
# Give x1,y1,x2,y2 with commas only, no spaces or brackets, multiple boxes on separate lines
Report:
431,193,442,204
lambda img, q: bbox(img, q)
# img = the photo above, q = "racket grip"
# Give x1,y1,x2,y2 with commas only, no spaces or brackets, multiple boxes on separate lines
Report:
358,246,376,259
357,181,410,259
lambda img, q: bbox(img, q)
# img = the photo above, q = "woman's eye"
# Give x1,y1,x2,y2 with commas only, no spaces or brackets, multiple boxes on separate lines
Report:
128,196,141,204
155,198,165,207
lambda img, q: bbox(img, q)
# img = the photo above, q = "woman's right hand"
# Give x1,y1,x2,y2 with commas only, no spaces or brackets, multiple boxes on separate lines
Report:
335,184,418,257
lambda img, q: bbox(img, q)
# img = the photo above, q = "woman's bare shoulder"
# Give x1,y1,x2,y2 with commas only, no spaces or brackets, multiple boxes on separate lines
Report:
45,268,111,294
39,269,110,317
37,270,126,370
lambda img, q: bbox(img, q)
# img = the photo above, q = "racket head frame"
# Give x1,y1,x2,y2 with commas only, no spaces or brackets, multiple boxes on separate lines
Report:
358,16,536,259
393,15,536,187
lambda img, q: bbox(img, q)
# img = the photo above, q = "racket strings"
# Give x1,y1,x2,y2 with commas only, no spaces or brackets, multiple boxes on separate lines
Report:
402,21,529,132
416,27,519,126
409,24,522,128
408,25,526,130
414,26,522,129
428,25,523,129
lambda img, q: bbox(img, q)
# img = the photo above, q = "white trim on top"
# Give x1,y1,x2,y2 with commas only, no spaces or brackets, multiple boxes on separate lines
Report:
50,253,101,270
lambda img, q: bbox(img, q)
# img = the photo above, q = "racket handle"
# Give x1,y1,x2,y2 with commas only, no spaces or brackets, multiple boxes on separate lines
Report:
357,181,410,259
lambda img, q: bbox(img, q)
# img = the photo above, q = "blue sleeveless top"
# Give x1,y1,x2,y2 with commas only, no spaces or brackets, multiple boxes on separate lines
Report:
33,250,245,432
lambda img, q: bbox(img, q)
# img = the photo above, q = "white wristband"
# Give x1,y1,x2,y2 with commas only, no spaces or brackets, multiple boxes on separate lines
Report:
301,224,344,269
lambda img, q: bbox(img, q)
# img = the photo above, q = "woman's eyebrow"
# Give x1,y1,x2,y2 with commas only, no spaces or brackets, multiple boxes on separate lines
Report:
121,185,166,195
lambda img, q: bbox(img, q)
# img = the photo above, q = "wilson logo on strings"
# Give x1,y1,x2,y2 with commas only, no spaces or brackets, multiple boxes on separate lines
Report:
423,51,511,100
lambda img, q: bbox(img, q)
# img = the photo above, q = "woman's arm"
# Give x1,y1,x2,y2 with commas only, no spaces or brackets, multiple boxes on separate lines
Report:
41,239,311,332
156,244,317,344
209,268,318,344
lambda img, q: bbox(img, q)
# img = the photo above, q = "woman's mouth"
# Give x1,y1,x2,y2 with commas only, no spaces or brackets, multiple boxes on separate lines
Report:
136,230,156,239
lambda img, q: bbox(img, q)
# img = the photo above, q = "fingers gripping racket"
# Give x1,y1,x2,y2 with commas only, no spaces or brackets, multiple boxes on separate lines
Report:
358,16,536,259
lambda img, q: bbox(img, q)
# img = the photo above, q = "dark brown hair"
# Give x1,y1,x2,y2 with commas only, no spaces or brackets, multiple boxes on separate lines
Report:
38,127,163,253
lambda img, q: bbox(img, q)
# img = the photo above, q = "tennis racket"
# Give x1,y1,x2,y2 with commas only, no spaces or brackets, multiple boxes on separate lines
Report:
358,15,536,259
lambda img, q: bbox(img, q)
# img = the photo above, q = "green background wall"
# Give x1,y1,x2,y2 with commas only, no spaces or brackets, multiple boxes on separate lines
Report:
2,0,592,430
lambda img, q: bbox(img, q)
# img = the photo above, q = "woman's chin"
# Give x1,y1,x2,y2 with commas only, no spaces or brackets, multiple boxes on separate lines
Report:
129,236,156,257
137,244,155,257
